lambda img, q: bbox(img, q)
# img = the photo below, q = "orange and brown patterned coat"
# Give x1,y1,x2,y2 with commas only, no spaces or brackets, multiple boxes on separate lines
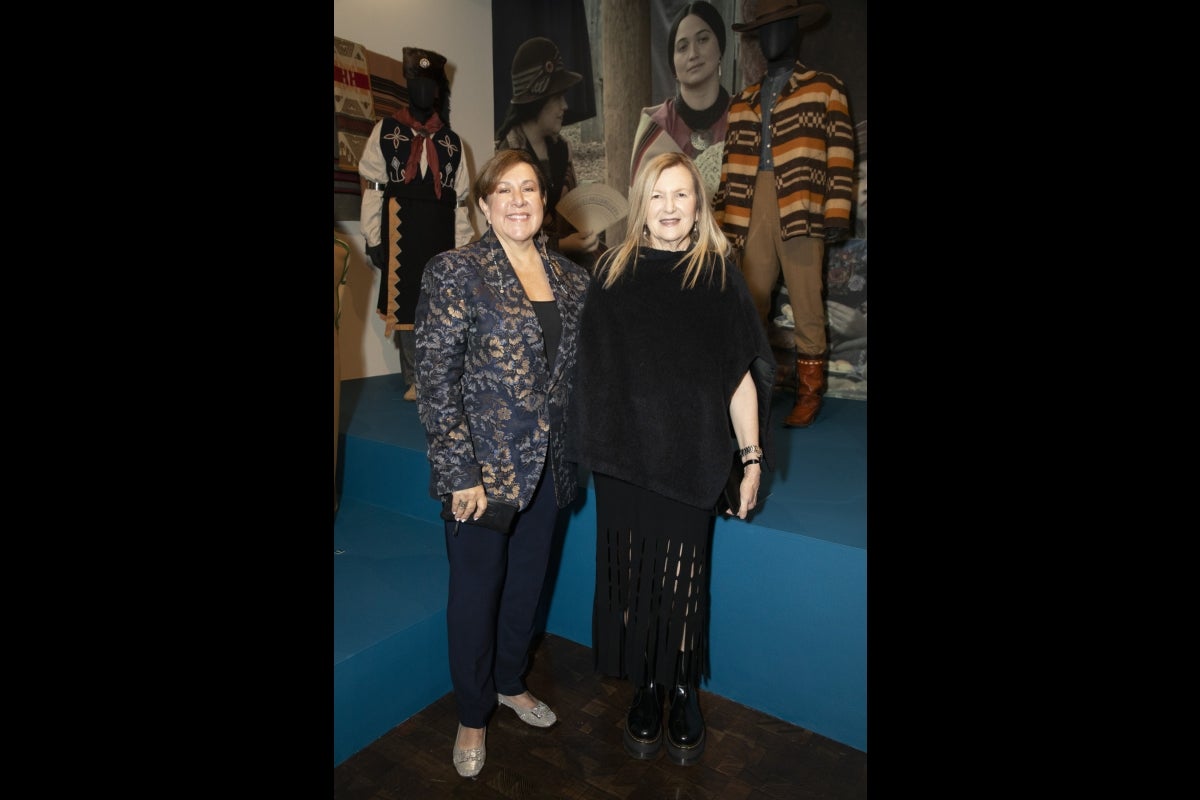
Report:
714,60,855,249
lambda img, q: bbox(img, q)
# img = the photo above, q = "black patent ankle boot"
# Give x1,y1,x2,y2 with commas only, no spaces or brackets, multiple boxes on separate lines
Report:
623,679,665,758
665,650,705,765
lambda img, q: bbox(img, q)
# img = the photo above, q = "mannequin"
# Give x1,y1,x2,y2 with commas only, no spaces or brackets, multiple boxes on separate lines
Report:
714,0,854,428
359,48,473,400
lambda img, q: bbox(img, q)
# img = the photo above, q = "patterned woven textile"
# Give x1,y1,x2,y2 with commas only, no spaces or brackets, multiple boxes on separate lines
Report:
334,37,374,220
365,47,408,122
335,37,374,169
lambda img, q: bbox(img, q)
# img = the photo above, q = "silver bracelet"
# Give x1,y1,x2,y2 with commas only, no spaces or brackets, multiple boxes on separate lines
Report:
738,444,762,459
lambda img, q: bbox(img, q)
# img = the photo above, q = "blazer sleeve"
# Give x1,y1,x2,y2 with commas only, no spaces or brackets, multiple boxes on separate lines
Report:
414,249,484,495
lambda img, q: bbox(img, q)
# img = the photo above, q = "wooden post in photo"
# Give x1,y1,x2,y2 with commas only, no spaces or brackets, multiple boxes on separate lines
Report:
601,0,650,245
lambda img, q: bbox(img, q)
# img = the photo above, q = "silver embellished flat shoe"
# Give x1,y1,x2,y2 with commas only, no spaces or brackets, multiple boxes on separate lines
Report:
452,723,486,778
497,693,557,728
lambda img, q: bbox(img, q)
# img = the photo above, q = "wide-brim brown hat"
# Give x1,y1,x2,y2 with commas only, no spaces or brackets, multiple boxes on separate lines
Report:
509,36,582,105
731,0,829,32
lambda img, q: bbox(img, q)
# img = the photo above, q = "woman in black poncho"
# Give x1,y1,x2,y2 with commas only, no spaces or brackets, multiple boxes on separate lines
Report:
566,152,776,766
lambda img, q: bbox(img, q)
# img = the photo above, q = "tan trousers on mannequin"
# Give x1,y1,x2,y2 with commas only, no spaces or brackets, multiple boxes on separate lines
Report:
739,170,828,427
739,170,826,358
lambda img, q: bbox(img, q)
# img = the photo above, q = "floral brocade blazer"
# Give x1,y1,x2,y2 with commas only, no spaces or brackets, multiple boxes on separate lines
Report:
414,227,591,511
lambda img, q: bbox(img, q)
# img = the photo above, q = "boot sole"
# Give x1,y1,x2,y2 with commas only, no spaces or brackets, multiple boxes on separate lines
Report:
623,726,662,759
783,409,819,427
665,730,705,766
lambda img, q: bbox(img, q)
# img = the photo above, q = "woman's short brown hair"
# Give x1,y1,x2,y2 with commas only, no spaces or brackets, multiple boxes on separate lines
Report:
473,148,549,210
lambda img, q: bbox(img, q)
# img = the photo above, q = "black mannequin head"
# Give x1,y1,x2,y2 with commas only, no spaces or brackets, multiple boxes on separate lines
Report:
758,18,798,64
408,76,439,119
402,47,451,124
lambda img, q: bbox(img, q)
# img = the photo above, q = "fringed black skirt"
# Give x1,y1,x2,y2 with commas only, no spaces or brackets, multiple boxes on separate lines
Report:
591,472,714,688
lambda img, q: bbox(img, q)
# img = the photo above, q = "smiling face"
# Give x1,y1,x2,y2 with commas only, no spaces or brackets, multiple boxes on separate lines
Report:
480,161,545,247
644,164,698,251
673,13,721,91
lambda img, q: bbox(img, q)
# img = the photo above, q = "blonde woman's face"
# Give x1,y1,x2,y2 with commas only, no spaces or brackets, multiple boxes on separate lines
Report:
644,164,697,252
673,14,721,90
481,162,545,247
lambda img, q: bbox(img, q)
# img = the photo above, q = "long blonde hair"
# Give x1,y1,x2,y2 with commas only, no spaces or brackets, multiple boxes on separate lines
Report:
596,152,732,290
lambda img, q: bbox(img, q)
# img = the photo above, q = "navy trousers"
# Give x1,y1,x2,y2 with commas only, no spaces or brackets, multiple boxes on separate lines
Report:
444,466,561,727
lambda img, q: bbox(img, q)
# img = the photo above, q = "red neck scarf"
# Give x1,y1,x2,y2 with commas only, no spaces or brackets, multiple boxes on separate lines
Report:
393,107,445,198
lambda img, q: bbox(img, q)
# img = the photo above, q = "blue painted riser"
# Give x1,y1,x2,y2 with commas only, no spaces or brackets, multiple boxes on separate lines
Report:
333,376,866,766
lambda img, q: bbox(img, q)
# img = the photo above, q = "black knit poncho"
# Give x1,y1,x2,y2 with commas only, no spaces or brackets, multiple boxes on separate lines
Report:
566,247,776,511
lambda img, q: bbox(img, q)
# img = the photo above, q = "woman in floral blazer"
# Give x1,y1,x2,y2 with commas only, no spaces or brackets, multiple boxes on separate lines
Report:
413,148,591,779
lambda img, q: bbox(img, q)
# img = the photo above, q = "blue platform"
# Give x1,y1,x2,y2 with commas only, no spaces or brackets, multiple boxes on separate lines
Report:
334,373,866,765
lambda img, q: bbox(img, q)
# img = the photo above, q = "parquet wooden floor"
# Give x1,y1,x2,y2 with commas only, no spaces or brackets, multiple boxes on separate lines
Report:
333,633,867,799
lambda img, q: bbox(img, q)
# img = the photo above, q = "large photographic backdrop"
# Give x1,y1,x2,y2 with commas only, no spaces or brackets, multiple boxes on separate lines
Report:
490,0,867,399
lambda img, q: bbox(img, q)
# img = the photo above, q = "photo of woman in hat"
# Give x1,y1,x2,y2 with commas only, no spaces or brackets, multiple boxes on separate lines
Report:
495,36,603,271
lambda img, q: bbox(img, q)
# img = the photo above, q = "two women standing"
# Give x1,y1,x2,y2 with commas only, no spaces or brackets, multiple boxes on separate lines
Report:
415,149,773,776
413,10,774,778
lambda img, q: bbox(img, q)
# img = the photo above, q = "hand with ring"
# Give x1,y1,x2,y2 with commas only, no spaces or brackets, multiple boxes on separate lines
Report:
451,485,486,522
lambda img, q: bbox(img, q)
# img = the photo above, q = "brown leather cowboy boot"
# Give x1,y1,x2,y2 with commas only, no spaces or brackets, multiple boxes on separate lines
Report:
784,356,826,427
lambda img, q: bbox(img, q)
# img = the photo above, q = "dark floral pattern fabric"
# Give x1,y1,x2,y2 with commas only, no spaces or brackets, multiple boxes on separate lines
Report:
414,227,591,510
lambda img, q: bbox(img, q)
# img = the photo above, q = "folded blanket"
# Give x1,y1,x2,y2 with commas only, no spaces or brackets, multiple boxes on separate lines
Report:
366,46,408,122
334,36,374,173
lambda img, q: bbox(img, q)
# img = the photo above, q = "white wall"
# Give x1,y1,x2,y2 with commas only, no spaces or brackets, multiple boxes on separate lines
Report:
334,0,494,380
